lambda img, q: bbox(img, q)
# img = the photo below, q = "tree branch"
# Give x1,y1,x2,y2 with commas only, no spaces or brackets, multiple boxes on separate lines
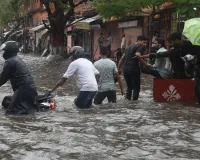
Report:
40,0,52,17
64,9,74,24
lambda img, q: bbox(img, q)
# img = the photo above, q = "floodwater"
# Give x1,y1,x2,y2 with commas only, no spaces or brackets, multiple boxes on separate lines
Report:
0,53,200,160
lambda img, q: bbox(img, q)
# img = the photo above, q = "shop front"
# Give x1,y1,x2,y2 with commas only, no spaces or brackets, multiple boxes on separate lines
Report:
73,15,101,55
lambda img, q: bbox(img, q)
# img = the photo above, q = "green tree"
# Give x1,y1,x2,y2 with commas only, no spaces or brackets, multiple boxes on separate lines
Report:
0,0,29,41
40,0,95,55
93,0,200,19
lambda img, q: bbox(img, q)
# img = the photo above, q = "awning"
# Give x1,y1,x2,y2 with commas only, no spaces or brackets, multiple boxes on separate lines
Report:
29,24,47,33
75,15,101,30
66,17,85,27
9,30,22,38
41,29,49,36
16,31,23,38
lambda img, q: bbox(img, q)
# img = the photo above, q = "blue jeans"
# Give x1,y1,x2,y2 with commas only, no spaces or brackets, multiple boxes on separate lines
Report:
74,91,97,109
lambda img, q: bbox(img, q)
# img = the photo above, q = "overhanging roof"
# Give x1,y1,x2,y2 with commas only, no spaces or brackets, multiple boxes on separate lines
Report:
78,15,101,23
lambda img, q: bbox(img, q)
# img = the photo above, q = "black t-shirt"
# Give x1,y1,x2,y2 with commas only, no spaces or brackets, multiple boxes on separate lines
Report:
0,56,36,91
123,44,145,73
177,40,200,57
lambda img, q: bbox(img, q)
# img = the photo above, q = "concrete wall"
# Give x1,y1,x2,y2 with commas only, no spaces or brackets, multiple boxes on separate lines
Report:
29,0,55,26
124,27,143,47
93,21,143,60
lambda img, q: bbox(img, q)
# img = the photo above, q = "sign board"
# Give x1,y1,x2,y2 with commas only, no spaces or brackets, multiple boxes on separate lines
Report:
90,24,101,29
75,22,90,30
118,20,138,28
153,79,196,104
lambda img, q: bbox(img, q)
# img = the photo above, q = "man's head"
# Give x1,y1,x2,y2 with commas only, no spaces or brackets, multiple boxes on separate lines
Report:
137,35,148,47
167,32,183,47
100,33,103,36
69,46,84,60
100,46,108,57
154,38,165,49
0,41,19,60
108,32,111,36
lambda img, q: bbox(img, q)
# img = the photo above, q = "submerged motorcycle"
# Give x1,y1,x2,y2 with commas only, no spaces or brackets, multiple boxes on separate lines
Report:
2,93,56,112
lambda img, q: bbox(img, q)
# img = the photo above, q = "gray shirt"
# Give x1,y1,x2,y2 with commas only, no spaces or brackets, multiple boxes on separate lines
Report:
94,59,118,92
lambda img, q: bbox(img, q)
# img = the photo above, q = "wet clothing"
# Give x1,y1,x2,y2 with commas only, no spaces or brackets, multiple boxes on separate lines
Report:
123,44,145,100
0,55,38,115
123,71,140,100
142,47,173,79
2,88,38,115
141,67,162,79
63,58,99,91
94,59,118,92
63,58,99,108
149,40,200,79
123,44,145,73
94,58,118,104
94,90,116,104
74,91,97,109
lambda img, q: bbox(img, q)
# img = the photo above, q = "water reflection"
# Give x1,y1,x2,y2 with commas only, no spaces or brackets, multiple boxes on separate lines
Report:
0,53,200,159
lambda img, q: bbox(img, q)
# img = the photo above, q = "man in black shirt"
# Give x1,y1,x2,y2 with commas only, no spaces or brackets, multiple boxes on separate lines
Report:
118,35,148,100
0,41,38,115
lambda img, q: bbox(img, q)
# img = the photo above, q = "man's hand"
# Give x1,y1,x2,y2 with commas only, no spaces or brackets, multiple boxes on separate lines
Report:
140,54,150,59
45,91,52,97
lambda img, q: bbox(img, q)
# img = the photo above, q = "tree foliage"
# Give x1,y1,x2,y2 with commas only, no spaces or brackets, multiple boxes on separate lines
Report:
0,0,29,27
40,0,93,49
93,0,200,19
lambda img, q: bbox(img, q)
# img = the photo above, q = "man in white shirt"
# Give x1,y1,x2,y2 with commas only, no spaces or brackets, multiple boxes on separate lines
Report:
50,46,99,108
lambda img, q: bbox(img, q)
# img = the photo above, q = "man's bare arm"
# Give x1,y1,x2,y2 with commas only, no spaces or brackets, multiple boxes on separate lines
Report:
116,73,125,96
51,78,67,93
118,54,125,71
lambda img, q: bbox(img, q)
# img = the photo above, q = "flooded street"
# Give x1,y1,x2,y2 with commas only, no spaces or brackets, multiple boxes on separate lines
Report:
1,53,200,160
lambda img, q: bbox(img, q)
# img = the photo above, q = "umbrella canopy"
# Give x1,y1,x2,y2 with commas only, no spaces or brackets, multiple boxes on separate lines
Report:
182,18,200,46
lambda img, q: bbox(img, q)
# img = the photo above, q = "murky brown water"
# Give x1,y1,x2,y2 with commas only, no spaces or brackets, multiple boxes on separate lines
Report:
0,53,200,160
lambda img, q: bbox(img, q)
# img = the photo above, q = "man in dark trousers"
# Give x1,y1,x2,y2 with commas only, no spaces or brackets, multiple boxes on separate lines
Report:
0,41,38,115
118,35,148,100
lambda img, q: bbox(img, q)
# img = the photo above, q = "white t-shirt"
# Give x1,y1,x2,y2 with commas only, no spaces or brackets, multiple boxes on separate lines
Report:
63,58,99,91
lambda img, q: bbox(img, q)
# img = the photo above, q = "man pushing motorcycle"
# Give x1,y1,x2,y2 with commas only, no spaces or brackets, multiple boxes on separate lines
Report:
0,41,38,115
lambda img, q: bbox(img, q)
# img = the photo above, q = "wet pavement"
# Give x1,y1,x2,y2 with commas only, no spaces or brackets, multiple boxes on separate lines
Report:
0,53,200,160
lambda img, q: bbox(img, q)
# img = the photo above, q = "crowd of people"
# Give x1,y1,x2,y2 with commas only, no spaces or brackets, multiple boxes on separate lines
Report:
1,31,200,116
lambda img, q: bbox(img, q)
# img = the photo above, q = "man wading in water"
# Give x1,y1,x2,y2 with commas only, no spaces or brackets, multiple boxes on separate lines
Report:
50,46,99,108
0,41,38,115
